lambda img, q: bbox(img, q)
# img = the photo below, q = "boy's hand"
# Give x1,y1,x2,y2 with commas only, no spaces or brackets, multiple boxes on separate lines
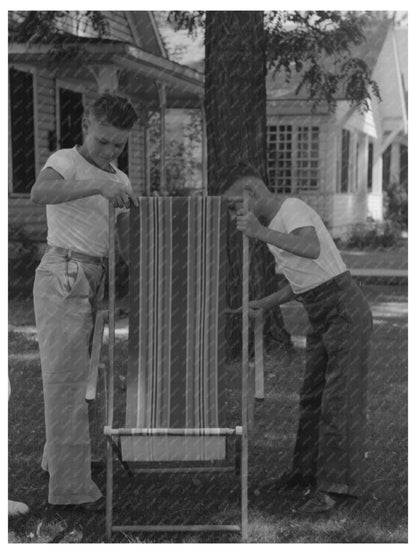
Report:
249,299,269,311
236,209,263,238
100,175,139,208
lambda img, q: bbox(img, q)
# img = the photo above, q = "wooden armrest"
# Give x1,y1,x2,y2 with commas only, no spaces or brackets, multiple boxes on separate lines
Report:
85,309,107,401
226,307,265,319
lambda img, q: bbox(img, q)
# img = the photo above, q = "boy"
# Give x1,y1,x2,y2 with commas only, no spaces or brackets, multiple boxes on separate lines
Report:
227,163,373,514
31,93,138,510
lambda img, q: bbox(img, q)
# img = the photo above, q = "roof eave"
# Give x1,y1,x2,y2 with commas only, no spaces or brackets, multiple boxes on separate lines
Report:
8,41,204,96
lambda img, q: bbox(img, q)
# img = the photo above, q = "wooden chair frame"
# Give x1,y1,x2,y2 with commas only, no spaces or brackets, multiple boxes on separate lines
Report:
87,197,252,540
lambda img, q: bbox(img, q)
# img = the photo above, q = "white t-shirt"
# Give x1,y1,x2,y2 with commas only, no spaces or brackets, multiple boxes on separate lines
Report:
43,147,132,257
267,198,346,294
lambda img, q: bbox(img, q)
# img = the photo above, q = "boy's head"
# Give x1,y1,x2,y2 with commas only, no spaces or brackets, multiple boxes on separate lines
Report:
81,94,138,169
224,161,275,220
87,93,138,130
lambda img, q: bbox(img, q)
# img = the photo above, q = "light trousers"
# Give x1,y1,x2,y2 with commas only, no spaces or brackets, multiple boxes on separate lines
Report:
33,247,106,504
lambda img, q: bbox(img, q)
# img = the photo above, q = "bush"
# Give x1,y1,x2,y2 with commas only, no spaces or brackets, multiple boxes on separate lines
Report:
340,219,402,250
384,180,408,230
9,224,40,296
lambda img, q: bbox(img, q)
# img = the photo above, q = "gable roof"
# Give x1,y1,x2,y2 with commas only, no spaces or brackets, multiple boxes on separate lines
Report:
8,11,166,58
267,18,393,102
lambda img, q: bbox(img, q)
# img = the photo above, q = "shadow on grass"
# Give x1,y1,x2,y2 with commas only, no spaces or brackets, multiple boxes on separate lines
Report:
8,285,407,543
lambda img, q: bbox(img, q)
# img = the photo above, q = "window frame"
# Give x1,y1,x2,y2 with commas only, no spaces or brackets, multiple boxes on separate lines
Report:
267,122,322,194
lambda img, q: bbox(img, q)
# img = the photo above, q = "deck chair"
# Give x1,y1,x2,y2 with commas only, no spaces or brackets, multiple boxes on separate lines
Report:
88,197,251,540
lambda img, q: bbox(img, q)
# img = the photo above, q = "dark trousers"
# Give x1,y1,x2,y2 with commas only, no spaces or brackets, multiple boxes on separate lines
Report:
292,272,373,496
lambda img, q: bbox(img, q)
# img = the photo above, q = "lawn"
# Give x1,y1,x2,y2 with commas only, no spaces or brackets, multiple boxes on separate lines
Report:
8,284,408,543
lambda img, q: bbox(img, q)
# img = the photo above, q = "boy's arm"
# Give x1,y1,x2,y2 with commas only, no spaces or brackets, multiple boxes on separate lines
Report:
31,167,136,208
249,283,295,311
236,211,320,259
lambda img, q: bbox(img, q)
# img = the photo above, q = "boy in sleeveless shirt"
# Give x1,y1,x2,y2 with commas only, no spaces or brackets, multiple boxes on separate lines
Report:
226,163,373,514
31,94,138,510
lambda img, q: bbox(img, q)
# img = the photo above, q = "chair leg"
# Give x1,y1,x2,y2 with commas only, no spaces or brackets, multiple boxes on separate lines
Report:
248,363,255,430
106,438,114,541
254,311,265,400
235,435,241,476
241,431,248,541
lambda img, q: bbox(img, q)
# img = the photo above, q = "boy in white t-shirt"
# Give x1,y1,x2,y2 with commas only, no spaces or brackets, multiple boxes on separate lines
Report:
226,163,373,514
31,94,139,511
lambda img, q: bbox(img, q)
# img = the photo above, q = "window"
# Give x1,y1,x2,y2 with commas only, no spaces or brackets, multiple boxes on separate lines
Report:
367,142,374,192
296,126,320,191
267,124,320,193
118,141,129,175
9,67,36,194
59,88,84,148
399,144,408,186
340,129,350,193
382,144,392,188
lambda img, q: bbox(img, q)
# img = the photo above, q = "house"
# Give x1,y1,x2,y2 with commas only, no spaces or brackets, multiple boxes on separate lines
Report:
8,11,204,242
156,13,408,238
265,17,408,237
9,12,408,242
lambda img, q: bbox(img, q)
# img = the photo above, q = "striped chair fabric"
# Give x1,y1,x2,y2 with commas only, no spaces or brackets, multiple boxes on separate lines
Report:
121,197,229,461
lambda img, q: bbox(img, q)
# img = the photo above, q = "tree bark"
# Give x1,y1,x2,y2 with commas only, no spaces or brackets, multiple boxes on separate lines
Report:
204,11,291,357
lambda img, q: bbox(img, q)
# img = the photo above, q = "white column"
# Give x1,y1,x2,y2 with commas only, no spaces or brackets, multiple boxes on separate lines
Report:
88,65,119,94
143,111,151,196
156,82,167,195
200,98,208,196
390,142,401,184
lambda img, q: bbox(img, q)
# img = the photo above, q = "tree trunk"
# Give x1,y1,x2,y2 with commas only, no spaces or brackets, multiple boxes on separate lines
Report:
204,11,291,357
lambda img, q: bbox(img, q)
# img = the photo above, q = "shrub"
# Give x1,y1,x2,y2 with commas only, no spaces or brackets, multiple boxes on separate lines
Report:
341,219,402,250
9,224,40,296
383,180,408,230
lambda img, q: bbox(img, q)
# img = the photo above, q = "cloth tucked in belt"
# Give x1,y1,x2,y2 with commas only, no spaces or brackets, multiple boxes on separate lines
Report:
46,245,108,266
295,271,352,303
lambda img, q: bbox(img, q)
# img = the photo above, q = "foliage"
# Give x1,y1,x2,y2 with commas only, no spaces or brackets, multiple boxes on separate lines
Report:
383,180,408,230
9,224,39,295
265,11,381,112
339,219,402,250
148,110,203,195
9,11,110,68
9,225,39,264
168,10,383,113
9,11,109,43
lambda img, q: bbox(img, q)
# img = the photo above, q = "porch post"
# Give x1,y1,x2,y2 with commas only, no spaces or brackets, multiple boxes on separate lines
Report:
200,98,208,196
88,65,119,94
143,111,152,196
390,142,401,184
157,82,167,195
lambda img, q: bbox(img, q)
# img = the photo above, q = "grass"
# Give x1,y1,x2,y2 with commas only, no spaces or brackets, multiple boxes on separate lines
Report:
8,284,408,543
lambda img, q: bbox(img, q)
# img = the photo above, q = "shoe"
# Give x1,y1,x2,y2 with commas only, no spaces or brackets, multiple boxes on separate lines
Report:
82,497,106,512
50,497,106,513
8,500,29,517
91,459,105,470
297,490,336,514
276,471,316,489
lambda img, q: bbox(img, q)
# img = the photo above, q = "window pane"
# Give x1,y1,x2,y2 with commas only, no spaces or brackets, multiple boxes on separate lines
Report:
267,124,293,193
294,125,320,192
340,129,350,193
9,68,36,194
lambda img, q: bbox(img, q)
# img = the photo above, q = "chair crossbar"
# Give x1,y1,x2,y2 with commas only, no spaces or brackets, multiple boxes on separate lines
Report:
105,426,242,437
111,524,242,533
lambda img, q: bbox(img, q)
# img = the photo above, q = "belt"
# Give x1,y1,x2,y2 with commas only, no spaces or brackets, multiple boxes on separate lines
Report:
47,245,108,266
295,271,351,303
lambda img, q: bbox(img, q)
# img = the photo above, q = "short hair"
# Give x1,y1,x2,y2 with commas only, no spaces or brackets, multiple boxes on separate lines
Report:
87,93,138,130
223,160,264,191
